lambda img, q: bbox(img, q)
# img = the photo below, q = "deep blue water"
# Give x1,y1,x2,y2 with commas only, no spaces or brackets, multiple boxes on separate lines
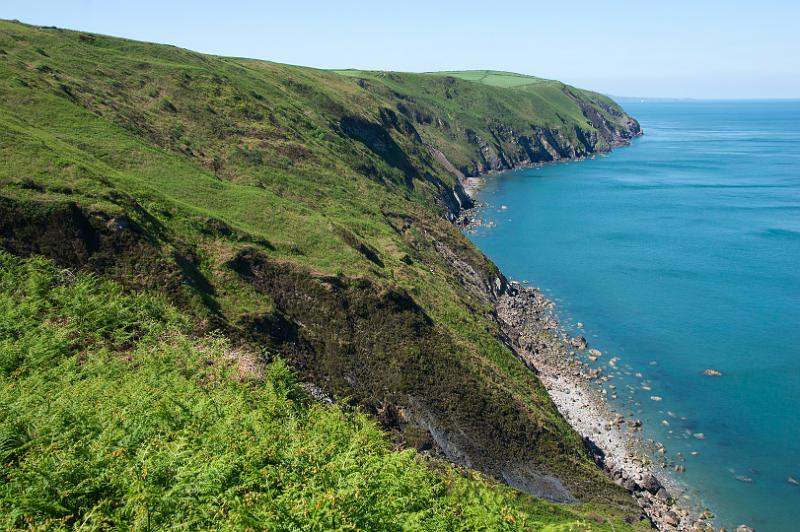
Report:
469,101,800,531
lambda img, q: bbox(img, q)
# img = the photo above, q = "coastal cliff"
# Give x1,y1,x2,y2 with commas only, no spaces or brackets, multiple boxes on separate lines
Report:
334,68,642,220
0,20,655,529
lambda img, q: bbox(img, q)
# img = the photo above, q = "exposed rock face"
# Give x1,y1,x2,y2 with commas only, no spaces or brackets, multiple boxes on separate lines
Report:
398,85,643,220
449,95,641,181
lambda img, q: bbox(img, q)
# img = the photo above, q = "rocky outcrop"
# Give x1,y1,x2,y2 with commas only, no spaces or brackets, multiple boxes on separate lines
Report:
422,94,640,215
456,113,640,180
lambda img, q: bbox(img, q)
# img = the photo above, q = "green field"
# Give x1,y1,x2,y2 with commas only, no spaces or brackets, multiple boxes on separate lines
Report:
0,19,644,529
427,70,548,88
334,69,548,88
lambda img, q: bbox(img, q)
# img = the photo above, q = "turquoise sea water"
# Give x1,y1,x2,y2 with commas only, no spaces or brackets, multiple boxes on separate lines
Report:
469,101,800,531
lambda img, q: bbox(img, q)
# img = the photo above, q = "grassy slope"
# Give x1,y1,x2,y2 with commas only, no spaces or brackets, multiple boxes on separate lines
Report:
0,252,645,530
0,20,644,528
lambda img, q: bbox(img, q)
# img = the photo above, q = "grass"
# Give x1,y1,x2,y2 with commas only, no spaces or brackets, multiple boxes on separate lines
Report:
0,19,644,528
426,70,548,88
0,251,646,530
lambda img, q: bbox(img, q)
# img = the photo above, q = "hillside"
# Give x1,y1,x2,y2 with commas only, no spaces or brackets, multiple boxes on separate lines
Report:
0,251,646,530
0,20,644,529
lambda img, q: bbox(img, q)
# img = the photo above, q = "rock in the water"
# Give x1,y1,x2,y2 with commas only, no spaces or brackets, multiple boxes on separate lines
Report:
587,348,602,360
735,475,753,483
703,368,723,377
736,525,755,532
571,335,587,350
788,475,800,485
626,418,642,429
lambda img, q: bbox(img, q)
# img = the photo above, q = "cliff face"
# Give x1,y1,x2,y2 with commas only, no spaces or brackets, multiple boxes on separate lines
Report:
0,20,643,521
432,87,641,177
334,69,641,218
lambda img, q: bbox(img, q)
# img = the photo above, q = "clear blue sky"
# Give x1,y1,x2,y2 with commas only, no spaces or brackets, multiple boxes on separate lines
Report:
3,0,799,98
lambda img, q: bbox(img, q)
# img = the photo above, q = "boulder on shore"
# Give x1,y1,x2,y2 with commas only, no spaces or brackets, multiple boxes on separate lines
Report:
639,472,662,494
571,335,587,350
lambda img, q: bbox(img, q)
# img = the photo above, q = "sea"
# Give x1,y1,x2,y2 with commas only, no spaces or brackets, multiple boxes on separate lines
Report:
468,100,800,531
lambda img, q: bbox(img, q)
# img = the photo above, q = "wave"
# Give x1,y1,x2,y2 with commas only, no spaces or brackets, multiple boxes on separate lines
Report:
760,227,800,239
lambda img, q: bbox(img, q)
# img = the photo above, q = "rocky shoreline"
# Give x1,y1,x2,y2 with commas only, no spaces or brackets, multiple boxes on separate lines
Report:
495,282,716,531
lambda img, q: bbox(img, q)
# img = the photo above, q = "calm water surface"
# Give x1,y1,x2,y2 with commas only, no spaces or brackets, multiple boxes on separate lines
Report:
469,101,800,531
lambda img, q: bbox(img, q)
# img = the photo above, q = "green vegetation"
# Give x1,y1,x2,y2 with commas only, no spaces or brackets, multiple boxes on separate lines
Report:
426,70,548,88
335,69,548,88
0,19,643,529
0,252,645,530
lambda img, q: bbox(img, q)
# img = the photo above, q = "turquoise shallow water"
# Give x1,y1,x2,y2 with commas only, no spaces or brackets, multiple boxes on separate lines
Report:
469,101,800,531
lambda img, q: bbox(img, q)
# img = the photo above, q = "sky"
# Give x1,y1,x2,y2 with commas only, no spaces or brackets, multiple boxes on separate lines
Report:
3,0,799,99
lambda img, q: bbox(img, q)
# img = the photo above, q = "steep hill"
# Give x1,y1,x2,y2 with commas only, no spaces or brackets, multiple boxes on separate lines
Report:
0,19,644,528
